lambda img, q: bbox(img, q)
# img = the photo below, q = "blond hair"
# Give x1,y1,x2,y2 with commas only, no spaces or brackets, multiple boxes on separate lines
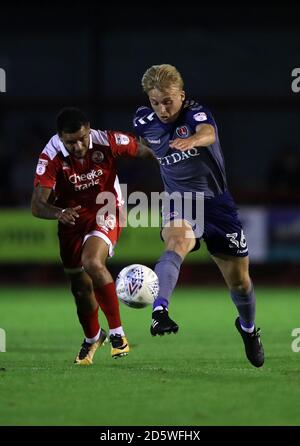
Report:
141,64,184,93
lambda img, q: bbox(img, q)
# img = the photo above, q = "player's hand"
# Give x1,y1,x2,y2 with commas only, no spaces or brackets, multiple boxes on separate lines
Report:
57,205,81,226
169,137,196,151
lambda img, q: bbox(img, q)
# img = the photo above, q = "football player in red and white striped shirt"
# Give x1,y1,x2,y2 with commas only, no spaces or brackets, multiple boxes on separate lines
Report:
31,108,151,364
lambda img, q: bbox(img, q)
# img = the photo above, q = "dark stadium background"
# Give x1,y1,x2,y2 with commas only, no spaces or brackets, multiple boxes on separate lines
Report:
1,1,300,430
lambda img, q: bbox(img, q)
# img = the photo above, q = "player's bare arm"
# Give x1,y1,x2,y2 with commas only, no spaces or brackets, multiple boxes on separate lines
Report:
169,123,216,151
136,138,156,159
31,184,81,226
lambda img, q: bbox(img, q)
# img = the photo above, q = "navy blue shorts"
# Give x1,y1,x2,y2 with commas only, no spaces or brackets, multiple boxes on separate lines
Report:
161,191,248,257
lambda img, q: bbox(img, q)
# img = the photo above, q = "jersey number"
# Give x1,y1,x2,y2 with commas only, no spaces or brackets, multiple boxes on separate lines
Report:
226,230,247,249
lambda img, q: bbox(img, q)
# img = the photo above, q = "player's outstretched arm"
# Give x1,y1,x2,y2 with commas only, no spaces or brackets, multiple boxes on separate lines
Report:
169,123,216,151
136,138,156,160
31,184,81,226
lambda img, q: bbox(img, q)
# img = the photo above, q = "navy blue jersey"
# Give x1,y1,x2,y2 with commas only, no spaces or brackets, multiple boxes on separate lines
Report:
133,100,227,198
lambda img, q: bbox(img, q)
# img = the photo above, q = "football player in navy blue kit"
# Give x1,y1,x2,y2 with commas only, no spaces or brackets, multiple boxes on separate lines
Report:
133,64,264,367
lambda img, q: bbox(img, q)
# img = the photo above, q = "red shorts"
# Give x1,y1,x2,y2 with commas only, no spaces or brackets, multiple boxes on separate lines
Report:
58,208,122,272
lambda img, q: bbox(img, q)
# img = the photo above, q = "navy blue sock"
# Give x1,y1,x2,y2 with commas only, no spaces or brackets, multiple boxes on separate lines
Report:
153,250,183,310
230,284,256,329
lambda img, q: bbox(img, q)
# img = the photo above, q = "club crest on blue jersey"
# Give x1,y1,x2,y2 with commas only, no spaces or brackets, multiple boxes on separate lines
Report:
176,126,190,138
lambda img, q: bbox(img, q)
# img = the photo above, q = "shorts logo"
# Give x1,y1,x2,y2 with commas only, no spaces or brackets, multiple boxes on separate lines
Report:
92,150,104,163
193,112,207,122
114,133,130,145
176,126,189,138
96,213,116,231
36,159,48,175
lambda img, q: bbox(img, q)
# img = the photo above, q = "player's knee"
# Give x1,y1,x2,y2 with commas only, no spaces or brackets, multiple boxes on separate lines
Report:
71,284,93,300
230,276,251,295
82,257,106,277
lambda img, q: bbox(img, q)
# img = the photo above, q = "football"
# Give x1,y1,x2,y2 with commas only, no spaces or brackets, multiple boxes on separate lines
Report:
116,264,159,309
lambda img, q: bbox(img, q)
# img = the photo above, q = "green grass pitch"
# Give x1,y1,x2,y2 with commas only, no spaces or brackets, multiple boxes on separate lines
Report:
1,286,300,426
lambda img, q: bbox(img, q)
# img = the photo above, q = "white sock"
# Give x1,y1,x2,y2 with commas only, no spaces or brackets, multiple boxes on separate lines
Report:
241,324,254,333
85,328,101,344
153,305,165,311
109,326,124,337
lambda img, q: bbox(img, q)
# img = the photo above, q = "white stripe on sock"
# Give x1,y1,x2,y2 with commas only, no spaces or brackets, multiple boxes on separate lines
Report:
241,324,254,333
85,329,101,344
109,326,124,337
